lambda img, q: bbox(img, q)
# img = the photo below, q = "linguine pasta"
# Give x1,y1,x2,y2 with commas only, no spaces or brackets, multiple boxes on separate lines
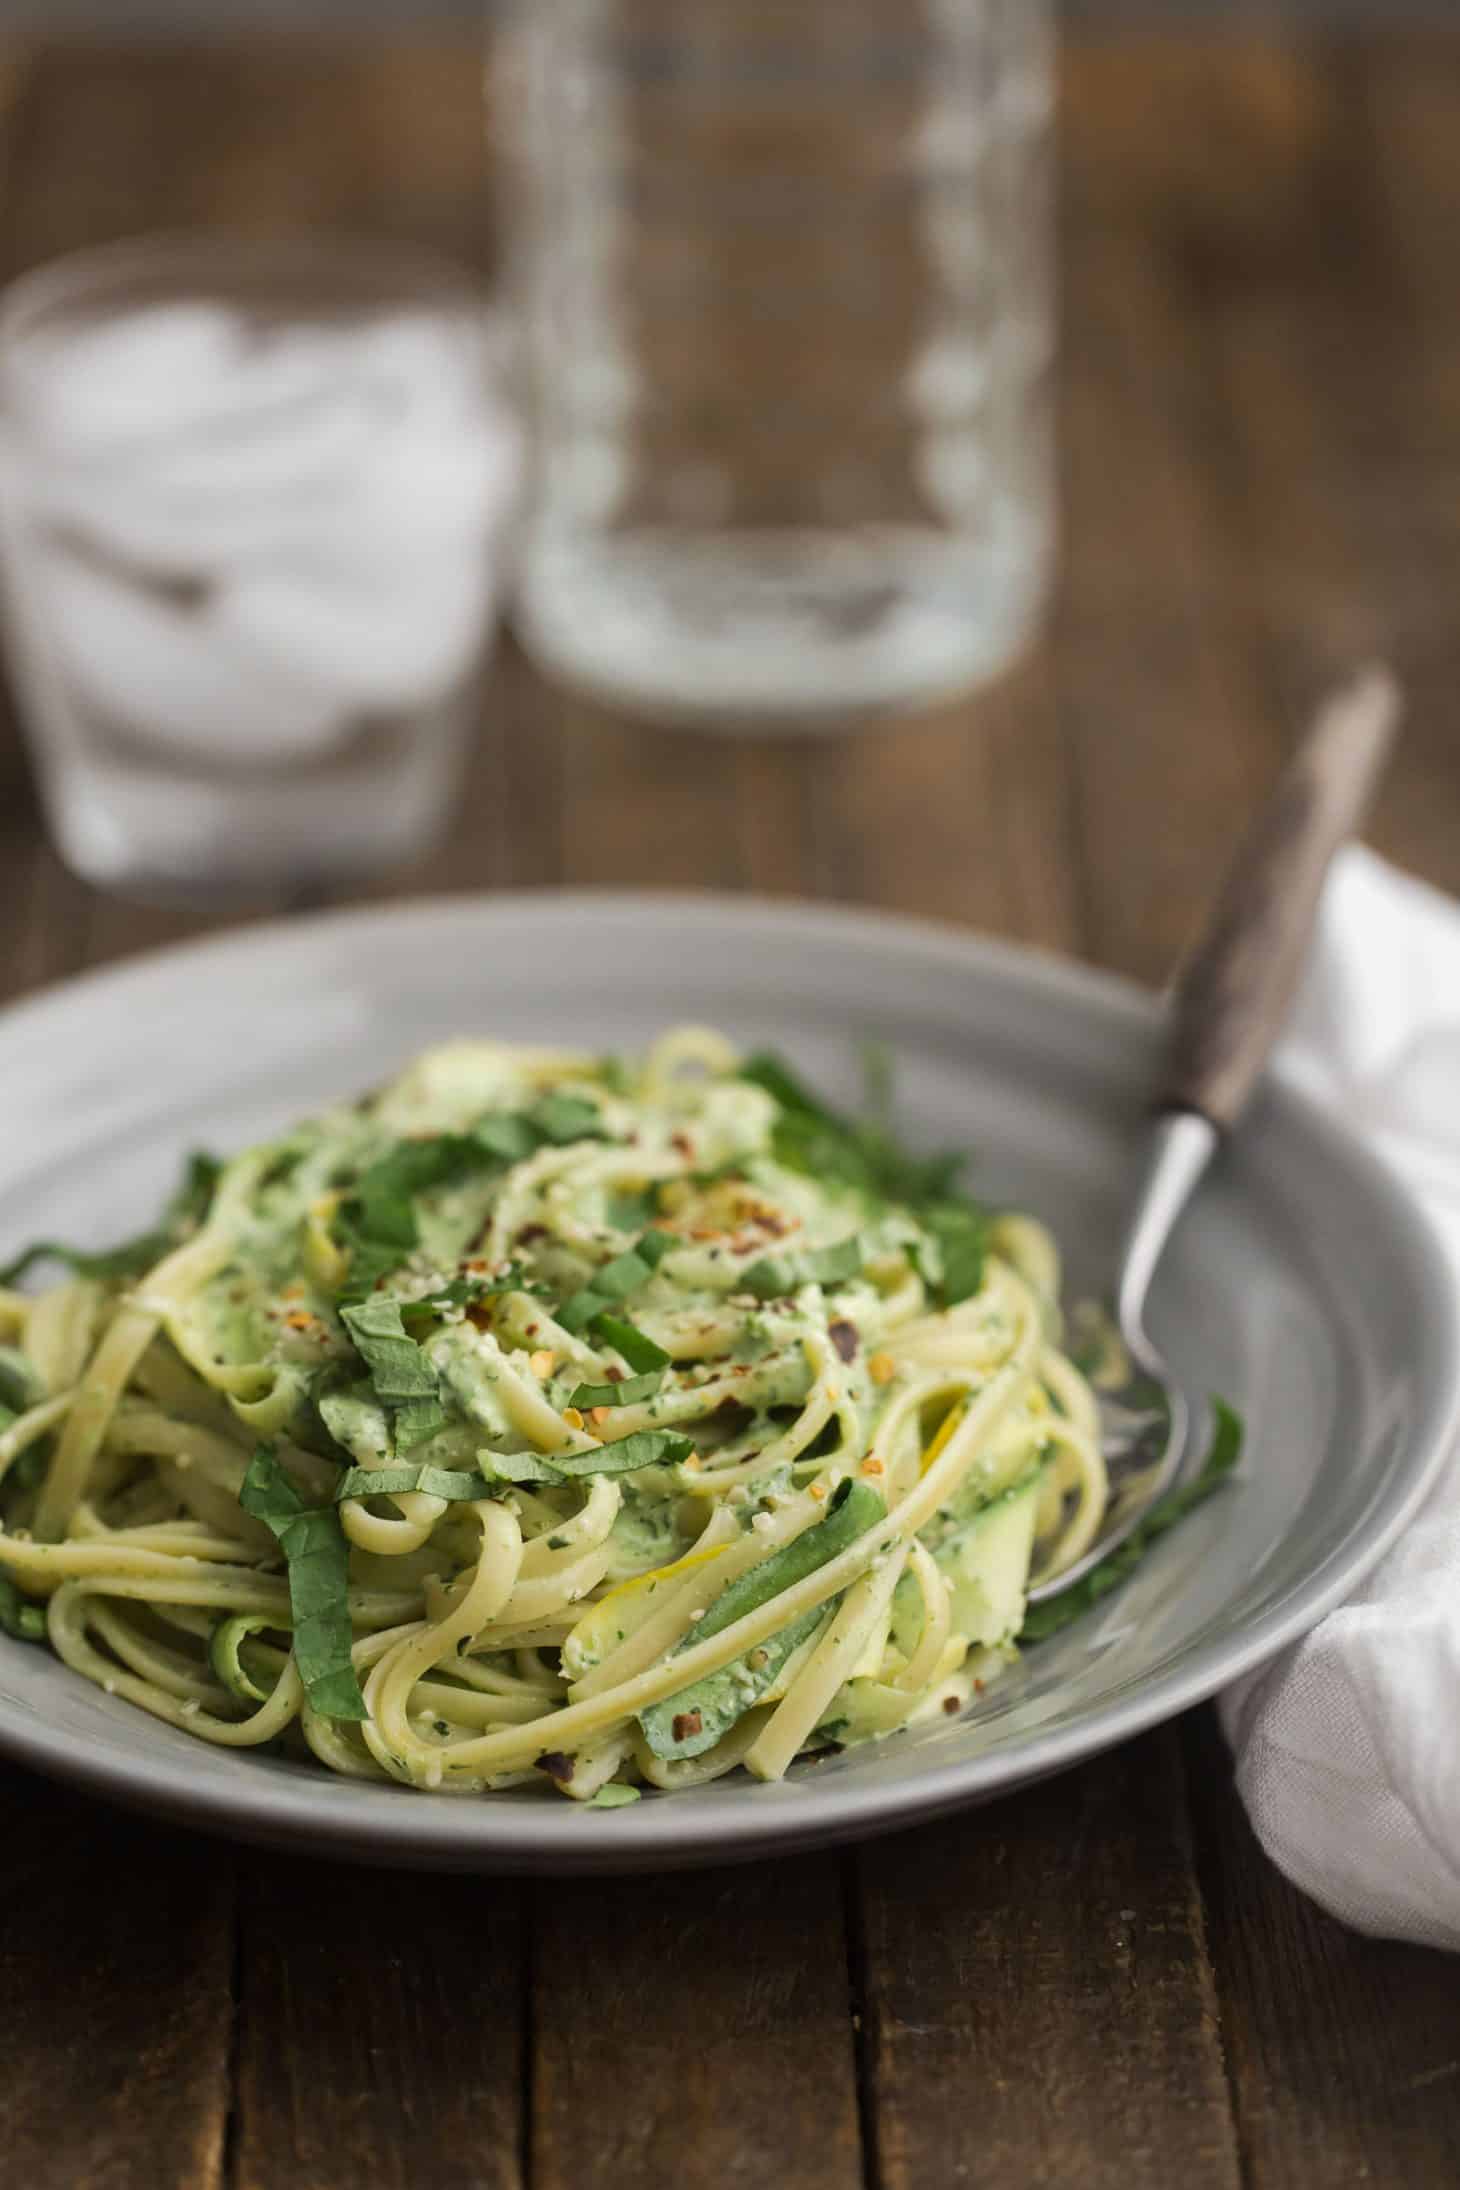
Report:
0,1030,1112,1804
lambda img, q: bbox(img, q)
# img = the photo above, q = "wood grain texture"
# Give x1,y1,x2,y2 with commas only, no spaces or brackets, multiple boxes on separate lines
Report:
0,1767,234,2190
807,654,1085,949
0,41,489,272
1056,38,1288,988
531,1857,863,2190
856,1735,1241,2190
233,1854,525,2190
1185,1711,1460,2184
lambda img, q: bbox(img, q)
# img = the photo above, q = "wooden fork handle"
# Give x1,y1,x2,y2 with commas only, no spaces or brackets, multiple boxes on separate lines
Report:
1161,666,1401,1131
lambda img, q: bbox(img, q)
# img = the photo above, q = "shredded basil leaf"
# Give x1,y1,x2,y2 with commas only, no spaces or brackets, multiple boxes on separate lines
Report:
339,1429,692,1492
918,1202,988,1309
334,1233,407,1309
336,1463,492,1503
0,1571,46,1643
340,1298,440,1401
556,1230,673,1332
336,1099,608,1303
1019,1400,1245,1643
740,1052,967,1211
555,1289,604,1336
569,1370,664,1410
396,1266,527,1335
589,1313,670,1374
238,1446,367,1721
0,1347,46,1415
741,1235,863,1300
553,1428,694,1478
0,1149,222,1288
337,1297,448,1452
740,1050,992,1306
606,1186,660,1233
738,1254,796,1300
480,1450,573,1486
394,1397,448,1452
531,1092,606,1145
469,1115,539,1166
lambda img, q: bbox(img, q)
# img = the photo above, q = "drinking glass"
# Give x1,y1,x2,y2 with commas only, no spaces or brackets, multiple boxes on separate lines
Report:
0,234,520,896
496,0,1055,728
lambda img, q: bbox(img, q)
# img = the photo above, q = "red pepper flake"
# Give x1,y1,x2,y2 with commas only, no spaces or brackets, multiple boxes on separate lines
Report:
671,1710,703,1744
828,1319,859,1363
671,1130,693,1157
534,1750,574,1783
942,1695,961,1716
519,1224,547,1245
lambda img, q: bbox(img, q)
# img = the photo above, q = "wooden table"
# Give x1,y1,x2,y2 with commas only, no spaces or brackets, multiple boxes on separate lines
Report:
3,29,1459,2189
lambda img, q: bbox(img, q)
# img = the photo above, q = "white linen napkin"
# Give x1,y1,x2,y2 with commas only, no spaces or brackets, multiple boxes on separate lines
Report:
1218,846,1460,1950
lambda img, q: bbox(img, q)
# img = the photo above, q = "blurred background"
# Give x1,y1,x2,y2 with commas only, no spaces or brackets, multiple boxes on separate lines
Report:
0,0,1455,994
9,3,1460,24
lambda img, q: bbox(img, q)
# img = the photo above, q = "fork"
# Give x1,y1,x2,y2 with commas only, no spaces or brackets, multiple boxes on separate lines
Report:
1025,666,1402,1605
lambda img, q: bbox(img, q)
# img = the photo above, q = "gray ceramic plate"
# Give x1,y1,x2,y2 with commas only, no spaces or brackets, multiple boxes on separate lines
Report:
1,893,1455,1871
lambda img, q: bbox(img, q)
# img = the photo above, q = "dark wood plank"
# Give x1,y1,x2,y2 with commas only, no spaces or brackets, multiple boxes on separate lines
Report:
0,1769,233,2190
1146,35,1460,908
1186,1709,1460,2186
555,695,750,895
808,652,1085,951
0,758,87,1005
531,1856,863,2190
1335,35,1460,895
233,1852,525,2190
0,47,92,1007
731,737,820,898
1057,38,1289,988
856,1734,1241,2190
3,40,489,272
542,677,824,901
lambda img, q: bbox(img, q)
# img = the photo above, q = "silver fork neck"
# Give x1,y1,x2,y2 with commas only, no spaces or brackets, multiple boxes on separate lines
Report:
1117,1107,1220,1369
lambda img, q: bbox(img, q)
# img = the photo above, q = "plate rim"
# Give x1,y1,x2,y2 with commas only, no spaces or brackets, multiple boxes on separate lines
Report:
2,886,1457,1870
